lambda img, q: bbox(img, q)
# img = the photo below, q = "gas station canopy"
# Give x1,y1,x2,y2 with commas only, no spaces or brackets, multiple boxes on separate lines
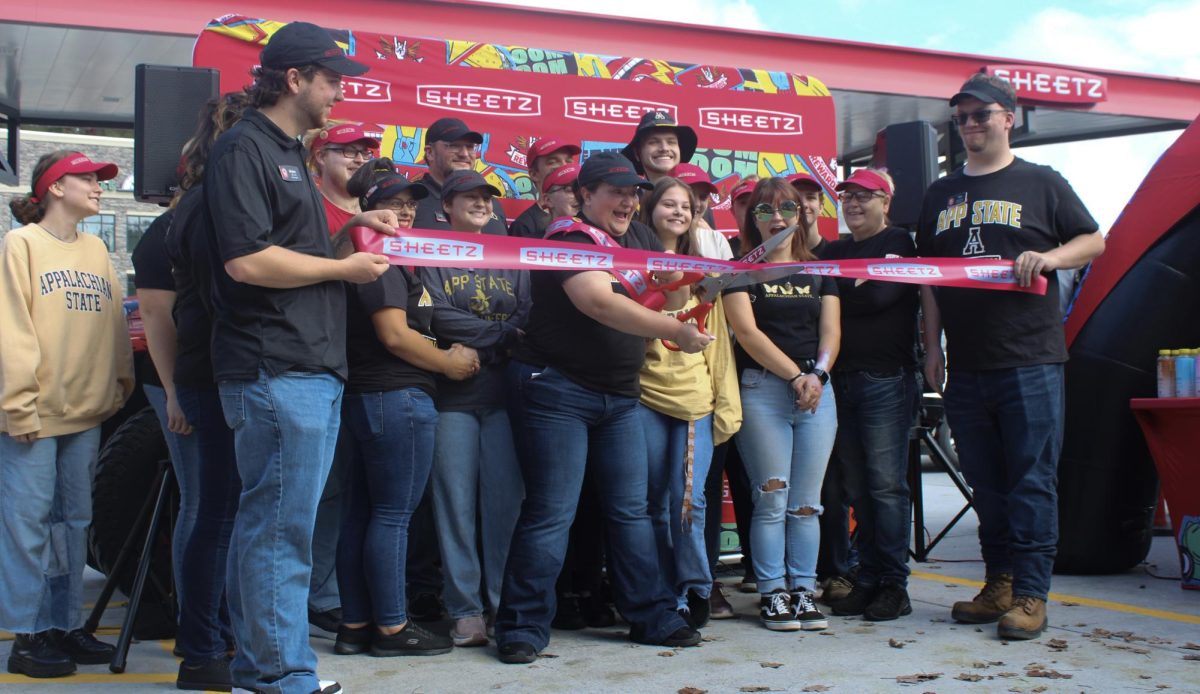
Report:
2,0,1197,161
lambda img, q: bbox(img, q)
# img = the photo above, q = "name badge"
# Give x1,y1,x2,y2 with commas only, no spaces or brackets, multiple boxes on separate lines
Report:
278,165,303,182
435,212,448,223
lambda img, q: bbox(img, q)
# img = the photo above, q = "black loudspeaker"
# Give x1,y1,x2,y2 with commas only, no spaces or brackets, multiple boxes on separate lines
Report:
134,65,220,203
872,121,939,228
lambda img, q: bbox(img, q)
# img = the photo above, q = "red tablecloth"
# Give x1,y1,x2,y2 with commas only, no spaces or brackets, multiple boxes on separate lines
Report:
1130,398,1200,589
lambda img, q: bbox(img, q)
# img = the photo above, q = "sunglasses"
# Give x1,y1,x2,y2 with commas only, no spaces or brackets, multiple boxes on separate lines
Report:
753,200,799,222
952,109,1007,127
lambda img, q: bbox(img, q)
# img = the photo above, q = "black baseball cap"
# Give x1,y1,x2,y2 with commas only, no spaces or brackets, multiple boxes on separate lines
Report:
950,79,1017,111
260,21,368,77
442,169,502,198
620,111,698,171
577,152,652,190
362,175,428,211
427,117,484,145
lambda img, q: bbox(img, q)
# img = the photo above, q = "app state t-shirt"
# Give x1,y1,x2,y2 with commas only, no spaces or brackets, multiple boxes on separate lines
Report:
917,158,1098,371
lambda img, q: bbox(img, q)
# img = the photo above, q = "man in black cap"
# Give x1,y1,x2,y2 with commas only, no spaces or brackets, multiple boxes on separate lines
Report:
621,110,698,185
203,21,392,694
917,72,1105,641
413,117,508,235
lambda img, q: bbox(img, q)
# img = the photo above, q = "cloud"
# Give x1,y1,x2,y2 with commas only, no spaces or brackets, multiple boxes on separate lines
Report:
482,0,767,31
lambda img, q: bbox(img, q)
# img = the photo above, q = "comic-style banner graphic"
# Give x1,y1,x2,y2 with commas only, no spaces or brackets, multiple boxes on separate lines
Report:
348,226,1049,295
191,15,840,234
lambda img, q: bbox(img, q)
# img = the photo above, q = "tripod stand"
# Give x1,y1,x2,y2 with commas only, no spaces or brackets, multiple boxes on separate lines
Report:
909,393,974,561
83,459,175,673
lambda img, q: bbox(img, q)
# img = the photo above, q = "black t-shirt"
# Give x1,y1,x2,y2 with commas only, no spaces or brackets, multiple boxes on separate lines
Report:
130,210,175,389
517,217,663,397
413,175,509,235
346,266,438,395
820,227,919,373
164,186,219,388
508,203,550,239
917,158,1098,371
725,272,839,373
203,109,348,381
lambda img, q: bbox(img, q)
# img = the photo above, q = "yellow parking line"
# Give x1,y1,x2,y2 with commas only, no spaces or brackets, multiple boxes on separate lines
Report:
0,673,176,684
911,570,1200,625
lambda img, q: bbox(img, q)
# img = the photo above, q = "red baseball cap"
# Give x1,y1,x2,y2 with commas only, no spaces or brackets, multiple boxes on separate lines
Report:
527,138,581,169
31,152,118,203
730,178,757,202
542,163,580,193
835,169,894,196
310,122,383,152
788,172,822,190
671,163,717,196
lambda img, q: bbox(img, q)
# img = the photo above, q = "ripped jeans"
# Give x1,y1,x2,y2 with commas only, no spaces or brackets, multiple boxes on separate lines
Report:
736,368,837,594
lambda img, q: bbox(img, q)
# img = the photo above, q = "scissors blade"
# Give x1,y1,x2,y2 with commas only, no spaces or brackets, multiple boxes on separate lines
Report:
695,224,798,299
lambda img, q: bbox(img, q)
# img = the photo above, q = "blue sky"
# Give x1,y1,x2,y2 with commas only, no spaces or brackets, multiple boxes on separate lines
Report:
487,0,1200,232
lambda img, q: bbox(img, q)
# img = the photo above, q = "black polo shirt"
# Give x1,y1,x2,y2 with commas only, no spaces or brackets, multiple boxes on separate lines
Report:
508,202,550,239
203,108,348,382
413,174,509,235
164,186,218,388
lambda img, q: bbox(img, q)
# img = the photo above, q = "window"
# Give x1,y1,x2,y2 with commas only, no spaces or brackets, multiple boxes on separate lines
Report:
126,214,158,252
126,271,137,299
79,214,116,251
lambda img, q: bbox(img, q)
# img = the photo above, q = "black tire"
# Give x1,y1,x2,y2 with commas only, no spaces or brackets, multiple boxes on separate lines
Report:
88,405,178,638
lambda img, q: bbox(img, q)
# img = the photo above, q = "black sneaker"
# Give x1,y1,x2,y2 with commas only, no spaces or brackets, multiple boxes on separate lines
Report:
791,590,829,630
6,632,75,678
370,622,452,657
314,680,341,694
759,590,800,631
333,623,373,655
52,628,115,665
497,641,538,664
580,592,616,628
829,584,876,616
307,607,342,639
660,626,702,648
407,593,444,623
551,593,587,630
177,655,232,691
863,584,912,622
686,589,711,629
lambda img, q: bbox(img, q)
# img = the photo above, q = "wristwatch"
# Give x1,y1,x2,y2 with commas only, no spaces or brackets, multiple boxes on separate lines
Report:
810,368,829,386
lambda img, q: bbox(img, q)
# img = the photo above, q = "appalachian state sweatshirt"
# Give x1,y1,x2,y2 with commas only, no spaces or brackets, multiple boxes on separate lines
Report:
0,224,135,438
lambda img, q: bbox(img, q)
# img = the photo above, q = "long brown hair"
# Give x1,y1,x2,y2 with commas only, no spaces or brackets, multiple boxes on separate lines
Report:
741,177,815,261
639,177,699,257
9,150,74,225
177,91,251,197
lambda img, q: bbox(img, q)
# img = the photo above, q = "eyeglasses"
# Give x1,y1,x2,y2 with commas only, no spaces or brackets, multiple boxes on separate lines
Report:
838,191,885,204
952,109,1007,127
378,199,418,211
545,186,573,196
753,200,799,222
324,146,376,161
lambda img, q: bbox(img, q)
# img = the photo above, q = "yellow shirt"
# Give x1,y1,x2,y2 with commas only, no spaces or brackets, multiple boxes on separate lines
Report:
0,224,134,437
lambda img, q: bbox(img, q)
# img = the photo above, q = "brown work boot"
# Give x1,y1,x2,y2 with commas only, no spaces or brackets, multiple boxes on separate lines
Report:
950,573,1013,624
997,595,1047,640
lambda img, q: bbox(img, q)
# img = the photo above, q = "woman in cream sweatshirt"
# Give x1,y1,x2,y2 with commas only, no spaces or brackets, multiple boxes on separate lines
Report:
0,150,134,678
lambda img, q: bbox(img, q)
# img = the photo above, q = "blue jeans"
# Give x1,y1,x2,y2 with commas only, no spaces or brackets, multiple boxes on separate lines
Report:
0,427,99,633
219,370,342,694
943,364,1065,600
337,388,437,627
175,385,239,663
640,406,714,608
432,408,523,619
309,428,349,615
495,364,685,651
144,384,202,612
736,369,837,594
831,369,918,588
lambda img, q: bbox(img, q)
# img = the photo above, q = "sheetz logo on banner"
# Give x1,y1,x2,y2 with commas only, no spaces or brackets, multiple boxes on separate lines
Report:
342,76,392,103
802,263,840,275
985,65,1107,104
417,85,542,116
564,97,678,126
520,247,614,269
383,237,484,260
867,263,943,278
646,257,732,273
966,265,1016,283
698,108,802,136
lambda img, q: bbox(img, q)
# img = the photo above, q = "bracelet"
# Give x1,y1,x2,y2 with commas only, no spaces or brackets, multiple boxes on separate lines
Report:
788,372,805,384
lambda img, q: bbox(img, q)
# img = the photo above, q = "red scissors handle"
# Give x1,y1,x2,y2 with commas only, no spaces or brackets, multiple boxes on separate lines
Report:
662,300,714,352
